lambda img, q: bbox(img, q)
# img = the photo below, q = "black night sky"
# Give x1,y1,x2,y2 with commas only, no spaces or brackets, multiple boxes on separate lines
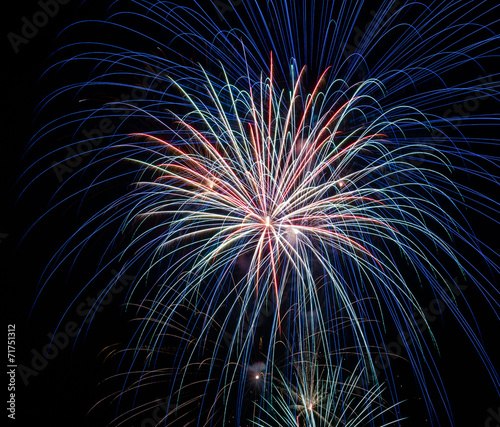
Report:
3,1,500,426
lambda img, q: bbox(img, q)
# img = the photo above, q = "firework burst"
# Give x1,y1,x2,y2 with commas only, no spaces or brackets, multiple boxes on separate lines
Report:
25,0,500,425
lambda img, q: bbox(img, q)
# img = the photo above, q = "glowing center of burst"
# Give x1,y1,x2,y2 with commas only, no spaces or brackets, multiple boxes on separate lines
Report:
261,216,300,239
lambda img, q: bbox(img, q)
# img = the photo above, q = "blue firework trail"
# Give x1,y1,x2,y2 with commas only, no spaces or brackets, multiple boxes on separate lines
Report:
24,0,500,425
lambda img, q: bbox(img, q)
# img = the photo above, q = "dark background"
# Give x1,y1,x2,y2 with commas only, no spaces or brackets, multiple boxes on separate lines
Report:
2,1,499,426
